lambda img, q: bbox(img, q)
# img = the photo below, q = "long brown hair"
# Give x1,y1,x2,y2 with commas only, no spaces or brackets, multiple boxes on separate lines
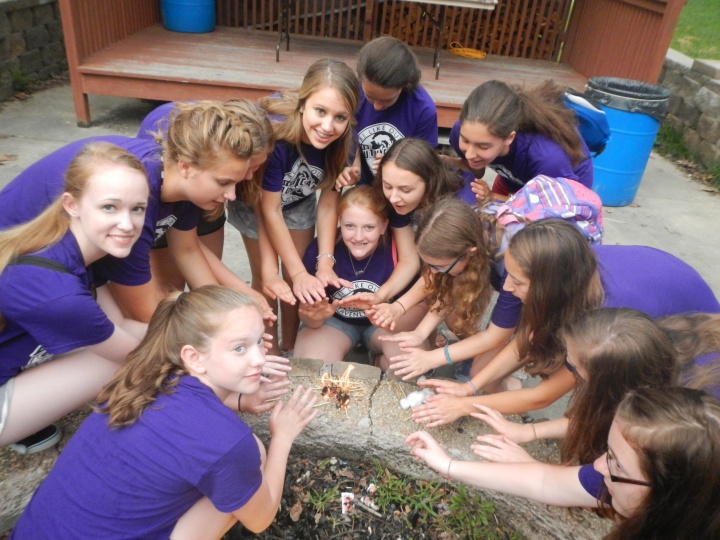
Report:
414,197,493,337
460,80,586,167
259,58,359,191
560,309,677,466
602,387,720,539
95,286,261,427
357,36,421,92
660,313,720,395
509,220,603,375
0,143,147,330
374,138,464,212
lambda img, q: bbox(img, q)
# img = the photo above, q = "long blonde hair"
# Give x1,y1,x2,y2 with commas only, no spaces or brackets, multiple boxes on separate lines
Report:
0,143,147,330
96,286,261,427
259,58,359,190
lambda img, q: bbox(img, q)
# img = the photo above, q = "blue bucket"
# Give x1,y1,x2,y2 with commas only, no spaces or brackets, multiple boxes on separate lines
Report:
591,107,660,207
161,0,216,33
586,77,669,207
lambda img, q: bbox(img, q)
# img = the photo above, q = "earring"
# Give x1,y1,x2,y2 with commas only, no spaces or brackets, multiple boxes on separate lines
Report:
299,107,304,114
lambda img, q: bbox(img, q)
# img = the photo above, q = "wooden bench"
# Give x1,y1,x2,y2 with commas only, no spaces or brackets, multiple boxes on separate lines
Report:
59,0,586,127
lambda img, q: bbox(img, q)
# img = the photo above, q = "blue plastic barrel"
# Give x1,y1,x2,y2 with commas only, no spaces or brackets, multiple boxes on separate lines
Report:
161,0,216,33
586,77,670,207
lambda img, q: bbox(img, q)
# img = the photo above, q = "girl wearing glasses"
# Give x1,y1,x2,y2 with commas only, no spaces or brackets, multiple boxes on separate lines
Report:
410,220,719,426
407,387,720,539
471,308,720,468
292,186,431,365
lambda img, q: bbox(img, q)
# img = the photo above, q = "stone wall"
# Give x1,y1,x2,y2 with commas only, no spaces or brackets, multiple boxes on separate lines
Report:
659,49,720,169
0,0,65,101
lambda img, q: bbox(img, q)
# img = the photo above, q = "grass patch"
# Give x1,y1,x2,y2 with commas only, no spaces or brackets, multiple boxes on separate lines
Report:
671,0,720,58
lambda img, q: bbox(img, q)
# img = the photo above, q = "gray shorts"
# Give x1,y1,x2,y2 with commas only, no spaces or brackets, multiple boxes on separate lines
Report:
0,378,15,439
321,316,380,351
227,195,317,239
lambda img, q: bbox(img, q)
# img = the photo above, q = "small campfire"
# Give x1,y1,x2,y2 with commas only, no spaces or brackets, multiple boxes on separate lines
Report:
317,365,364,411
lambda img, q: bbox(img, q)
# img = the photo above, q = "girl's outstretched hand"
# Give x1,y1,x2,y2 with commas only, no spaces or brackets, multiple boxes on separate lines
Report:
471,434,537,464
366,302,402,331
261,354,292,380
406,431,452,476
387,348,437,381
335,166,360,190
418,378,473,397
298,298,336,324
269,385,318,444
411,394,466,427
241,378,292,415
246,289,277,325
337,291,381,311
377,330,426,348
471,404,533,444
470,178,491,202
292,272,327,304
315,267,353,291
262,274,296,305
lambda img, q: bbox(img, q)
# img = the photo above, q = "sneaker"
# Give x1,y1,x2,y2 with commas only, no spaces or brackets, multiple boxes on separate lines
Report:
9,424,62,455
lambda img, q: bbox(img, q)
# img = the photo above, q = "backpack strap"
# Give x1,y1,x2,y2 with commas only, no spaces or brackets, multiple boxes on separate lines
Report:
8,255,73,274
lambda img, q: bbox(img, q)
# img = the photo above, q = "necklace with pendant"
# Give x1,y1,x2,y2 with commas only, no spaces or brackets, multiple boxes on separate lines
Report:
349,246,377,276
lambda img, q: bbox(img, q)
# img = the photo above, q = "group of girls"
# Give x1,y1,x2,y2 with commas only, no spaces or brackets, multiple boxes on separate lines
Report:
3,32,720,539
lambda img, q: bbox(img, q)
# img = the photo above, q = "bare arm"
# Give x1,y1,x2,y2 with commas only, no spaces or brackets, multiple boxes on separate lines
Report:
167,227,218,289
107,279,166,323
374,226,420,302
406,431,596,508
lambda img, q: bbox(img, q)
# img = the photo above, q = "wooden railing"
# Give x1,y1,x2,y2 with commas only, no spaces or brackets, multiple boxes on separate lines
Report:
217,0,573,61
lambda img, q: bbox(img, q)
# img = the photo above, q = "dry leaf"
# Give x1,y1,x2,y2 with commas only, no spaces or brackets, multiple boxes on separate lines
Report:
337,469,354,479
0,154,17,164
289,500,303,522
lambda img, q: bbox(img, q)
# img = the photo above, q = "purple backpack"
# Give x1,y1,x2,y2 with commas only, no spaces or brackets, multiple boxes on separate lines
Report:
483,175,604,257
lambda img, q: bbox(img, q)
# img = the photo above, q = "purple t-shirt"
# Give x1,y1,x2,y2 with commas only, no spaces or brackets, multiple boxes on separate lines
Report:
137,101,176,139
0,136,201,286
303,236,395,325
355,85,438,184
578,464,605,500
262,140,326,210
449,121,593,195
12,376,262,540
491,245,720,331
0,232,115,386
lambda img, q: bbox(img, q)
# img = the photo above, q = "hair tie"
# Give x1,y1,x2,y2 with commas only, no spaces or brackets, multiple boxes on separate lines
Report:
177,291,188,302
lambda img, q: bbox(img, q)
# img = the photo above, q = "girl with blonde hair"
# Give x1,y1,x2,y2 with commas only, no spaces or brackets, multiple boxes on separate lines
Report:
0,143,149,454
227,59,360,354
0,101,273,323
12,286,317,538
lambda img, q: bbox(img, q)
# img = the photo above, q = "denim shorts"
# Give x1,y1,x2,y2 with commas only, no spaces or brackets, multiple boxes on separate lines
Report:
227,195,317,240
0,377,15,439
321,316,379,351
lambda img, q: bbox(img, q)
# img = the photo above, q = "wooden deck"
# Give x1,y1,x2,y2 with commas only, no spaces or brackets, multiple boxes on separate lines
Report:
77,25,588,128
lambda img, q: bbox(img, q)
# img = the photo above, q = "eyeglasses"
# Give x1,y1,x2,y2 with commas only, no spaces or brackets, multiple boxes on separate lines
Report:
606,447,650,487
424,252,466,275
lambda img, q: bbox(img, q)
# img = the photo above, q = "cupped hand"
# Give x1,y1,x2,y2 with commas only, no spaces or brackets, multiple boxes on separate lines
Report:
470,404,533,444
417,378,472,397
371,153,384,175
377,330,426,348
337,291,381,311
470,178,491,202
269,385,318,443
411,394,467,427
241,377,291,415
315,266,352,290
335,166,360,190
261,354,292,379
471,434,537,463
292,272,327,304
298,298,336,323
366,302,402,331
387,348,438,381
405,431,452,475
247,289,277,325
262,274,296,305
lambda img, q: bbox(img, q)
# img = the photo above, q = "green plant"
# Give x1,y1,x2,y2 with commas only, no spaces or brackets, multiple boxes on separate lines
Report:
10,68,34,93
372,462,522,539
654,124,720,190
671,0,720,59
307,481,342,514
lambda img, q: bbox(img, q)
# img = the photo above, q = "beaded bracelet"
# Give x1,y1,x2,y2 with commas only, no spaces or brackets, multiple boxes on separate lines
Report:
444,345,453,365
